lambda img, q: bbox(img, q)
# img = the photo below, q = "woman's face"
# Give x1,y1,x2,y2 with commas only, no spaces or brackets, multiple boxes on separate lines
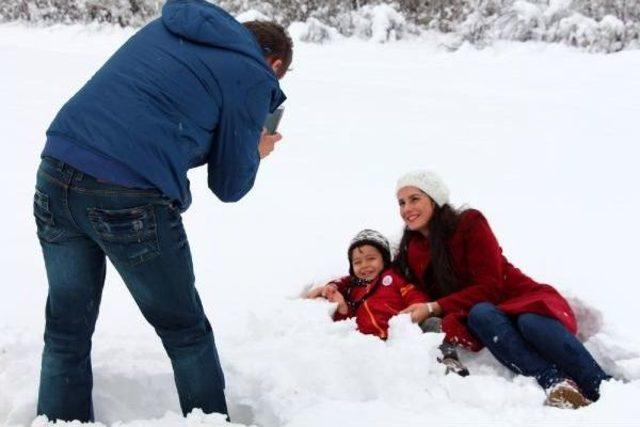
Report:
350,245,385,281
397,186,435,234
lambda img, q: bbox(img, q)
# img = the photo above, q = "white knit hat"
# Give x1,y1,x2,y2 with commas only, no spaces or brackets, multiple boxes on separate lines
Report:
396,170,450,207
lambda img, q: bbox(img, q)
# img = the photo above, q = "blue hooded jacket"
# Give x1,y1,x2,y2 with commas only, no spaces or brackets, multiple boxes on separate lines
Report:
43,0,286,209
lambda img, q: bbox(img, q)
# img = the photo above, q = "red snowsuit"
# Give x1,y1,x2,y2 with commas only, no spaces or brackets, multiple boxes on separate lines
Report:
330,269,427,339
406,209,577,351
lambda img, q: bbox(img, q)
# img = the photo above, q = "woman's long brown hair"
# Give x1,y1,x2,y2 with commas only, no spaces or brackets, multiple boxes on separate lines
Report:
395,203,463,299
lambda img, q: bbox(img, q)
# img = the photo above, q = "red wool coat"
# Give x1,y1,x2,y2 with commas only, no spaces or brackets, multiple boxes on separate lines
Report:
331,269,427,339
407,209,577,351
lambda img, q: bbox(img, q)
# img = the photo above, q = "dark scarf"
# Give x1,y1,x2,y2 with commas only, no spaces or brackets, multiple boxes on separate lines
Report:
344,275,380,312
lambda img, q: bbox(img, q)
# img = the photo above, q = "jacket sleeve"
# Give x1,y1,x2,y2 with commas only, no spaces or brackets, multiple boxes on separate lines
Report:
207,80,272,202
436,211,505,314
401,284,428,306
395,273,429,306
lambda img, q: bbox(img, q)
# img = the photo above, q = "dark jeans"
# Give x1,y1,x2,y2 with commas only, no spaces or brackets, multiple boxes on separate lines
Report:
34,157,227,422
467,302,609,401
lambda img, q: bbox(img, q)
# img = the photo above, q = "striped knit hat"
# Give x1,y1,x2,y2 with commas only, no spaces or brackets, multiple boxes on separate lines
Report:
347,229,391,275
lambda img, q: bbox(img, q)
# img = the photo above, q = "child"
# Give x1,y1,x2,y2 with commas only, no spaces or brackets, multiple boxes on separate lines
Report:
307,229,469,375
307,229,425,339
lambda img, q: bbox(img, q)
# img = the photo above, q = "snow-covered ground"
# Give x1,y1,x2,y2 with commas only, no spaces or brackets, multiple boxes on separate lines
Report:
1,22,640,427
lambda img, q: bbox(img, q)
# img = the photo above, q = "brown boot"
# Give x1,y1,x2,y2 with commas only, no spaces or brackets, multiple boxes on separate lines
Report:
544,379,592,409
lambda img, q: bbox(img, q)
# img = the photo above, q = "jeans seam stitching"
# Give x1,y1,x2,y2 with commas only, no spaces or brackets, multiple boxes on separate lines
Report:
70,186,162,196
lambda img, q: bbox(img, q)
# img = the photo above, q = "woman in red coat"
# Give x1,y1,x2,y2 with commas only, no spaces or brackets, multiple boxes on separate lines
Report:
394,170,609,409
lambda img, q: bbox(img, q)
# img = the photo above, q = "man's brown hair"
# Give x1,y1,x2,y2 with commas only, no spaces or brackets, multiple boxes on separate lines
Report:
244,21,293,78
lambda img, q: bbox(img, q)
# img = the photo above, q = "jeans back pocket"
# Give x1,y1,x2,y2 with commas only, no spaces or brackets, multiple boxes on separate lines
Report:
88,204,160,267
33,189,64,242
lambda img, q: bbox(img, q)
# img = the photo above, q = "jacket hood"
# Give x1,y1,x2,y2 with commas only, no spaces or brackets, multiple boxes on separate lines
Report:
162,0,274,78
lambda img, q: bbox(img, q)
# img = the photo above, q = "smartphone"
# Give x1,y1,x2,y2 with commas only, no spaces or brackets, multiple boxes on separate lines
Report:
264,107,284,135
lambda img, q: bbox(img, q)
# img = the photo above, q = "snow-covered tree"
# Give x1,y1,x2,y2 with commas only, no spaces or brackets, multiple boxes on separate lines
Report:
1,0,638,51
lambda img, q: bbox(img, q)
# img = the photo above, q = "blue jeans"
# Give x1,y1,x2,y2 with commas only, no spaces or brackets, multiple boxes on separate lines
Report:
467,302,609,401
34,157,227,422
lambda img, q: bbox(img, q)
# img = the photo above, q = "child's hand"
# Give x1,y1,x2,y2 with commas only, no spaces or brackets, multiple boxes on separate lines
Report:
324,285,348,315
320,283,336,298
304,286,325,299
304,282,338,299
306,283,349,315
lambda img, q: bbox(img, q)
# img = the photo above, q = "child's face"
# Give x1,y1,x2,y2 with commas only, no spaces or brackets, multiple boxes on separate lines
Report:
351,245,385,281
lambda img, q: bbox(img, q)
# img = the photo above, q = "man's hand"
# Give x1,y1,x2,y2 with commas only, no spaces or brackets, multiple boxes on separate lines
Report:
258,128,282,159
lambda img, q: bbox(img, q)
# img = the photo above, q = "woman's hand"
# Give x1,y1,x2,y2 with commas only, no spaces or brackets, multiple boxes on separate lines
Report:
400,302,442,324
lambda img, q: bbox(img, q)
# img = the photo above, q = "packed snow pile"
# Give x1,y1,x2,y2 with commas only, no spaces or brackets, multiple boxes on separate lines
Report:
29,410,245,427
2,22,640,427
1,0,639,51
2,298,640,426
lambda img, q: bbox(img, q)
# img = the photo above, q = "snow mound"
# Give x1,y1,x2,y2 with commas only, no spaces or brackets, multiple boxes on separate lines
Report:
565,296,640,381
219,297,640,426
3,297,640,427
30,409,244,427
2,22,640,427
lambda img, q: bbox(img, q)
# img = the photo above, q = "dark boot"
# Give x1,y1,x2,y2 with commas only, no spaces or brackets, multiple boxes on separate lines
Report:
419,318,470,377
438,342,470,377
